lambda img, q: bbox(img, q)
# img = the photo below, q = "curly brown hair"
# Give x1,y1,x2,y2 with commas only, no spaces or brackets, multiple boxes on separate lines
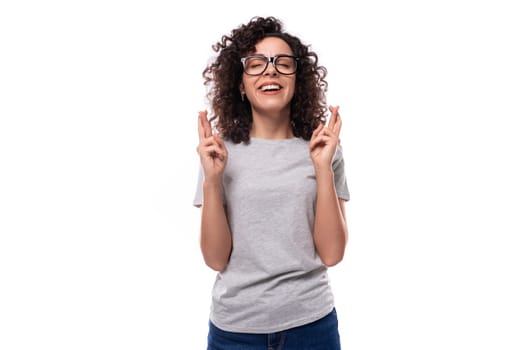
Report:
202,16,328,144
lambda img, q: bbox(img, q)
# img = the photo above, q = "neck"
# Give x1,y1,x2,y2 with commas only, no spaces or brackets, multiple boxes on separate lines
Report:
250,108,293,140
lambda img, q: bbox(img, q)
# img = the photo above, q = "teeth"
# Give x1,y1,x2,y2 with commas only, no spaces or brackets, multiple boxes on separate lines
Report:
261,84,280,91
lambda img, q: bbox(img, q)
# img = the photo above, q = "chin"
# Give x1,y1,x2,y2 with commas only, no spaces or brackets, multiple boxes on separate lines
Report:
255,99,292,110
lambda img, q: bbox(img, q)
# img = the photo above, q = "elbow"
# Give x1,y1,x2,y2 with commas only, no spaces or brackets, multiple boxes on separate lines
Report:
318,243,346,267
205,260,227,272
203,256,229,272
200,233,232,272
320,253,344,267
316,231,347,267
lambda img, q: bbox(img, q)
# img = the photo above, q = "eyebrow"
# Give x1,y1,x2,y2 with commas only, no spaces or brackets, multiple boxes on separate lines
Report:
250,53,294,56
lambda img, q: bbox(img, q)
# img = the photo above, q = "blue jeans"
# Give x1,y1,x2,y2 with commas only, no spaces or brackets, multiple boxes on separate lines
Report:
207,308,341,350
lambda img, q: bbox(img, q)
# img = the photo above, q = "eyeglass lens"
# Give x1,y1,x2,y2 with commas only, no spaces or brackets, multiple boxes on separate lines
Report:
243,56,296,75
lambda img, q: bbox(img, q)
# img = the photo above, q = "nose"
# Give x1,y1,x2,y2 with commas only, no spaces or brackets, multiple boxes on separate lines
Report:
264,59,278,76
264,66,278,76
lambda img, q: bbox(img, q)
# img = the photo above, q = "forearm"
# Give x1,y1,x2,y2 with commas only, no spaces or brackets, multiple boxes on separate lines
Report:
200,180,232,271
313,169,348,266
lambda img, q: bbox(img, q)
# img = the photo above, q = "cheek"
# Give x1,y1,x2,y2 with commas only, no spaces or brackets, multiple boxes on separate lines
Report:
243,77,257,96
288,79,296,96
288,76,296,89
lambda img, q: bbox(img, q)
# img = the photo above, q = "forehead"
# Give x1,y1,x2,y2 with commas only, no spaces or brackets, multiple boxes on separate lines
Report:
253,37,293,55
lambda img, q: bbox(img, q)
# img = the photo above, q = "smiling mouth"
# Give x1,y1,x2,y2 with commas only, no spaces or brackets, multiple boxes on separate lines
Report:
260,84,281,92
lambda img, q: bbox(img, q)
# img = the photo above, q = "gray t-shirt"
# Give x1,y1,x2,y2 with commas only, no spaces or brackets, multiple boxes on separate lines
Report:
193,137,349,333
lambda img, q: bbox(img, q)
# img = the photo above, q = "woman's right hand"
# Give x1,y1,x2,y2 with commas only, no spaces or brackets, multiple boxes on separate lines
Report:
196,111,228,183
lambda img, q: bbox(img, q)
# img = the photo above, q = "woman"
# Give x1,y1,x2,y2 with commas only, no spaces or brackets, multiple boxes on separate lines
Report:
194,16,349,349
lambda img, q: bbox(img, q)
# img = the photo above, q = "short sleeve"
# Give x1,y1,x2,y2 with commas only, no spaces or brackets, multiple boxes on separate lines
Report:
193,166,226,207
193,166,204,207
332,144,350,201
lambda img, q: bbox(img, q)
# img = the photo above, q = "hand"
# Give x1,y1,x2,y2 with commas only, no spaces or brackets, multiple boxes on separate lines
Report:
196,111,228,183
309,105,342,172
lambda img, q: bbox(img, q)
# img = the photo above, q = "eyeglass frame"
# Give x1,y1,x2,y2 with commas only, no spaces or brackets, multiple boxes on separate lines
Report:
240,54,299,76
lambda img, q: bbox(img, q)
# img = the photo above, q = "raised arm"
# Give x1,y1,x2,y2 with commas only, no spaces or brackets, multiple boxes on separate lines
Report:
196,111,232,271
309,106,348,266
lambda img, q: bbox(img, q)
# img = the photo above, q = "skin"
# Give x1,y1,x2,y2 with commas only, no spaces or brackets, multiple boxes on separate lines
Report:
241,37,296,139
197,37,348,271
196,110,231,271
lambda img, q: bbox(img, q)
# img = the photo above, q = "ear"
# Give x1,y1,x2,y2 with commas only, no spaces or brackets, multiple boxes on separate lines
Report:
239,83,245,95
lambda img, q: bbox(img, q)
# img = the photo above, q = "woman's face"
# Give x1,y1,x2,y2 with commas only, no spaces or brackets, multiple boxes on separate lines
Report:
241,37,296,116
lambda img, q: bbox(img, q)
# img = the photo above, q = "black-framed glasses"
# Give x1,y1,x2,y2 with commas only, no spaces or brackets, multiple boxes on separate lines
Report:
240,54,299,76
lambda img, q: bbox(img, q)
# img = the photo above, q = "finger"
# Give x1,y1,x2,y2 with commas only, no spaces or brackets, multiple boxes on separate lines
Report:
198,111,205,141
310,125,326,147
200,144,225,160
213,135,228,160
211,146,227,162
311,128,339,149
200,136,222,151
199,110,212,138
202,111,213,138
328,105,339,131
309,135,332,152
320,126,337,138
214,147,227,161
333,114,342,138
214,134,228,153
311,122,323,139
197,136,218,153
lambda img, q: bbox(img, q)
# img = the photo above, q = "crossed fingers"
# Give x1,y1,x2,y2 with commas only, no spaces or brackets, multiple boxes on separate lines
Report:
196,111,227,162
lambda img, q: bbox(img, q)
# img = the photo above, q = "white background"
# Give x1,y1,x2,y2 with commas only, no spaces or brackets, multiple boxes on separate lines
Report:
1,0,524,349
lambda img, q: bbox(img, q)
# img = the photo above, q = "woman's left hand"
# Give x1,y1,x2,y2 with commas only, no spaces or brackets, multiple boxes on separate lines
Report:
309,105,342,172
